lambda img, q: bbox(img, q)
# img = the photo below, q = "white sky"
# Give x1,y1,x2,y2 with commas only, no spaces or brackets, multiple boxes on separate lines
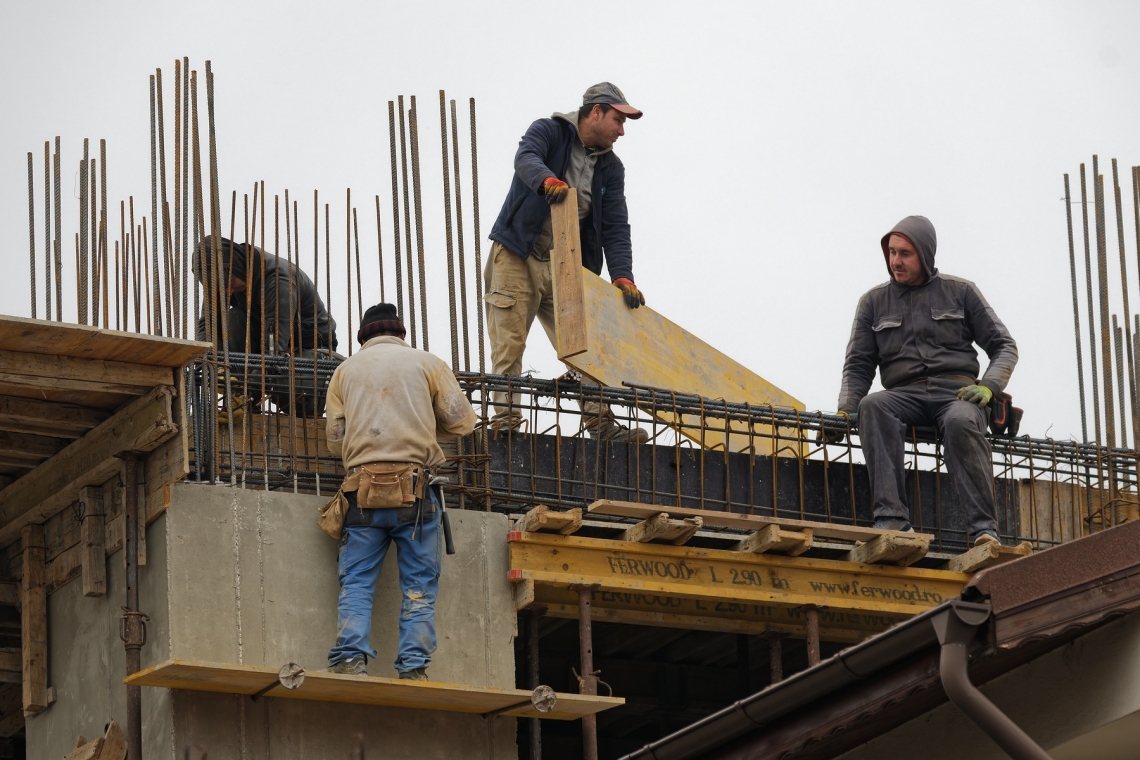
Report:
2,1,1139,445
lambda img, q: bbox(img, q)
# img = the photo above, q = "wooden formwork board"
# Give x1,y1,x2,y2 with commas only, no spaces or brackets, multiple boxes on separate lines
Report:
549,192,803,456
126,659,623,720
508,531,967,620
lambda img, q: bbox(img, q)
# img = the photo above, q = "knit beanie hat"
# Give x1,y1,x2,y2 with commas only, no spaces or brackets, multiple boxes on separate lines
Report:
357,303,406,344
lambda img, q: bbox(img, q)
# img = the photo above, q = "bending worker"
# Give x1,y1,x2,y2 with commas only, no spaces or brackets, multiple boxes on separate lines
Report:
835,216,1017,547
324,303,477,679
486,82,647,442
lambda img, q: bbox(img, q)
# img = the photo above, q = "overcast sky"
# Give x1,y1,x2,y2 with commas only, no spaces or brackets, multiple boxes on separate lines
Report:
2,1,1139,444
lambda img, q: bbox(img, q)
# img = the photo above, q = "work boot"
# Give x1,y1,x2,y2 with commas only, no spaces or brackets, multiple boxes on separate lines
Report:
328,656,367,676
589,422,649,444
972,530,1001,548
871,517,914,533
398,667,428,681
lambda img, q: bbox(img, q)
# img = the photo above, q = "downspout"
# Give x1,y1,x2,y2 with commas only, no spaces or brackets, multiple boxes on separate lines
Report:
930,603,1051,760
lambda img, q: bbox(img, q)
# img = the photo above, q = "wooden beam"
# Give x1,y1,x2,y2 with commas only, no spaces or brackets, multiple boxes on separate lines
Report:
0,583,17,607
514,578,536,611
0,315,211,368
0,430,67,460
549,189,589,359
508,531,968,618
620,513,702,545
21,524,48,715
737,524,814,556
0,349,173,389
945,540,1033,574
845,534,929,567
0,387,176,547
514,505,583,535
0,394,109,437
63,738,104,760
99,721,127,760
80,487,106,597
0,458,35,470
590,499,934,545
0,372,150,397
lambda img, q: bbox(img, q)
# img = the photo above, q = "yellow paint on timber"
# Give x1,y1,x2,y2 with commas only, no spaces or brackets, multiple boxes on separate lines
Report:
549,190,803,456
507,532,968,618
125,659,623,720
532,585,908,643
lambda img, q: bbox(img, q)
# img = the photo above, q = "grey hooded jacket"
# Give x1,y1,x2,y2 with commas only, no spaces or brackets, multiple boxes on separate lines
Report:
837,216,1018,413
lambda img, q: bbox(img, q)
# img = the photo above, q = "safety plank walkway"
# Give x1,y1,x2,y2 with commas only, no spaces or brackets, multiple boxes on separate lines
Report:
508,531,969,643
125,659,623,720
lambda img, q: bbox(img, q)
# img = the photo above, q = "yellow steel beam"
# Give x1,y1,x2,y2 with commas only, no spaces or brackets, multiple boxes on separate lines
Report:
508,531,968,620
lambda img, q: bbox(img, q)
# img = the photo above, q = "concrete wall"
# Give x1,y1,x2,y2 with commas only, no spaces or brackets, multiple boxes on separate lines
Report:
31,483,518,760
839,610,1140,760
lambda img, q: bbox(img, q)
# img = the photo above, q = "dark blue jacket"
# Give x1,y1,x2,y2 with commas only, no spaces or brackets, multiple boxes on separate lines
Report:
489,117,634,282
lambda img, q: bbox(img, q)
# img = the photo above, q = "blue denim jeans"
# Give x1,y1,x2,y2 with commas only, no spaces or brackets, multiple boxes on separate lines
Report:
327,487,442,673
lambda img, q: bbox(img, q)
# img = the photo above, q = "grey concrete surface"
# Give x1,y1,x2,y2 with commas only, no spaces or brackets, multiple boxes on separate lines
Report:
839,610,1140,760
31,483,519,760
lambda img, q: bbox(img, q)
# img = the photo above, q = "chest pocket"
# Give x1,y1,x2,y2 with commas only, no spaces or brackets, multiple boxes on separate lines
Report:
873,315,904,358
931,307,966,346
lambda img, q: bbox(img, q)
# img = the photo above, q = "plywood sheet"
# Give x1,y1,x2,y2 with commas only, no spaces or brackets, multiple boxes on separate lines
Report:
548,193,803,455
125,659,623,720
0,315,210,367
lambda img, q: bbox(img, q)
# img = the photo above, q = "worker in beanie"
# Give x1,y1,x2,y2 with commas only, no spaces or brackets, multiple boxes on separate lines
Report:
324,302,477,679
486,82,648,442
834,216,1018,548
194,235,338,357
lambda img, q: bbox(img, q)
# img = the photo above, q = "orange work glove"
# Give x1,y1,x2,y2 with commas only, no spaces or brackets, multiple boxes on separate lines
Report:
542,177,569,204
613,278,645,309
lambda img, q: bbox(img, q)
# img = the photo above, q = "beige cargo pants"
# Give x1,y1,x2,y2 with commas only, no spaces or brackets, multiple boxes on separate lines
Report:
483,241,614,430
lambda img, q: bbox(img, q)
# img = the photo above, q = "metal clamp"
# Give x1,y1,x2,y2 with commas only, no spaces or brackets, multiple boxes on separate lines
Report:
119,608,149,649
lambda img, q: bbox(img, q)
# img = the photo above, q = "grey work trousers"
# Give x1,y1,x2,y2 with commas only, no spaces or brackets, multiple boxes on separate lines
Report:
858,377,998,539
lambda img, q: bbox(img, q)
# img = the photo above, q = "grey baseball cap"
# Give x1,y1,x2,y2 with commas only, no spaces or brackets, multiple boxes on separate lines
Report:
582,82,643,119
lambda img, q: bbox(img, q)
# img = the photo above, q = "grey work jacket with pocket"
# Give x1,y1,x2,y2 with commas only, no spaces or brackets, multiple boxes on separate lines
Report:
837,272,1018,413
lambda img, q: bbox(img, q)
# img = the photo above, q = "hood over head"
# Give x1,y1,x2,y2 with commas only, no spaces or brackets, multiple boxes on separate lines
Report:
195,235,258,286
881,216,937,282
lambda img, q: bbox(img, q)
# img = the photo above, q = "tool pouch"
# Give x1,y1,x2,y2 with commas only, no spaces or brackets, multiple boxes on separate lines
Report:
988,392,1023,437
317,489,349,539
341,463,424,509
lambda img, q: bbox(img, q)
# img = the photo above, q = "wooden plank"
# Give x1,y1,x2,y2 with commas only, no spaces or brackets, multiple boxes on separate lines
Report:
21,524,48,715
560,267,803,456
0,395,108,437
0,651,21,673
620,513,702,545
737,524,813,557
0,583,17,607
508,531,968,618
845,534,930,567
63,738,104,760
97,720,127,760
80,487,106,597
0,349,173,389
0,431,66,461
515,505,583,535
125,659,623,720
144,368,188,519
549,189,589,359
0,387,176,547
0,315,211,367
589,499,934,544
532,585,905,643
945,540,1033,574
0,684,21,738
0,372,151,397
514,578,535,611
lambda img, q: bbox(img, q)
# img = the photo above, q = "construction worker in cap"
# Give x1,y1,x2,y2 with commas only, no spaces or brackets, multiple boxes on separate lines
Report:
834,216,1018,547
485,82,648,442
323,303,477,679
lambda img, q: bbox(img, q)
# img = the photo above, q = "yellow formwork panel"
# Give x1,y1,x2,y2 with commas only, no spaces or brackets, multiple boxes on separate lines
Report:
125,659,623,720
508,532,968,619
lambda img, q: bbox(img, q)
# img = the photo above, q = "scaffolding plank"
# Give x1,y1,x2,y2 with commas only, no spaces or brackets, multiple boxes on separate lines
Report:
508,531,967,618
549,191,803,455
589,499,933,544
125,659,623,720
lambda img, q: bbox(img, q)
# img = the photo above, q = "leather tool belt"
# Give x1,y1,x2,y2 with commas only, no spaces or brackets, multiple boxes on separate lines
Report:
341,462,426,508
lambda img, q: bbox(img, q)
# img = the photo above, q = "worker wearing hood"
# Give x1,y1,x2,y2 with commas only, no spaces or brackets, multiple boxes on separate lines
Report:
835,216,1018,547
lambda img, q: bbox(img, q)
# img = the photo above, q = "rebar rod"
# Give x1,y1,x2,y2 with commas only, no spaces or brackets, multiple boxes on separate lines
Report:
26,152,35,318
1109,160,1139,449
174,60,182,339
325,203,332,351
346,188,353,357
469,98,485,373
90,159,99,326
150,74,162,336
100,140,109,328
1094,158,1117,461
387,101,404,322
1079,164,1101,445
399,96,417,348
53,137,62,321
410,97,429,351
44,142,51,321
157,68,173,337
182,58,191,339
353,206,363,320
80,140,89,324
374,195,386,302
439,90,460,369
450,99,471,371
